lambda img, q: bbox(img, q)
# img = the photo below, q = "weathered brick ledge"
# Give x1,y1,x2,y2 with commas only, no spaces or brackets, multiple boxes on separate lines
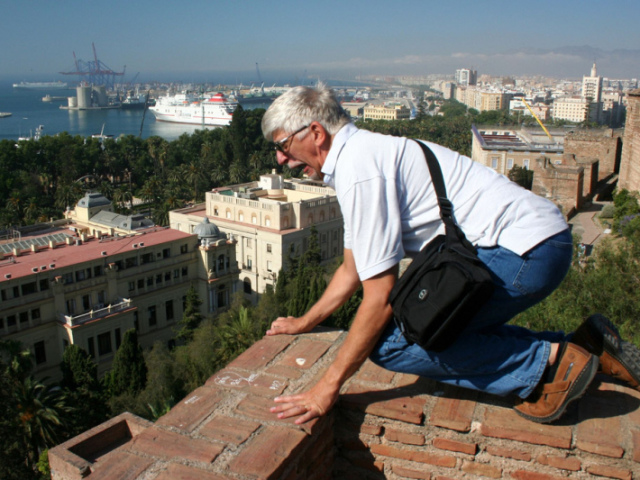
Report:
50,328,640,479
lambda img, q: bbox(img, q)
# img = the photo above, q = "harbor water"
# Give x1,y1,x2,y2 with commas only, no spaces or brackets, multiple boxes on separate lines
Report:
0,82,271,142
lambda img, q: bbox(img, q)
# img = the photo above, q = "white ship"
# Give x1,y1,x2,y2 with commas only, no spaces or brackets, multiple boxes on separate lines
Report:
149,91,237,126
13,81,69,89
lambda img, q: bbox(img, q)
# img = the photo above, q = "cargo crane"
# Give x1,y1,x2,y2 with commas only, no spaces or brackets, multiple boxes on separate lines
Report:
521,97,554,142
59,43,125,90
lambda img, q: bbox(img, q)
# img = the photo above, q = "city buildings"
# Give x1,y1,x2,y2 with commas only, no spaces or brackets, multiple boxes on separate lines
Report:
0,193,239,381
170,171,344,297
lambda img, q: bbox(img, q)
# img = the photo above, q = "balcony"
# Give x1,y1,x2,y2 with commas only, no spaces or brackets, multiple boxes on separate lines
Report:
59,298,135,327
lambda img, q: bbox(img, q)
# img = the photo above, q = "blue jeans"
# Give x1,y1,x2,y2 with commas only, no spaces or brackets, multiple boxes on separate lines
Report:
370,229,573,399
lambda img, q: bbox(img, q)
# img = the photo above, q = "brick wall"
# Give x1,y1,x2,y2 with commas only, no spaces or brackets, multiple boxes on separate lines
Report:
564,129,623,180
620,90,640,193
50,329,640,479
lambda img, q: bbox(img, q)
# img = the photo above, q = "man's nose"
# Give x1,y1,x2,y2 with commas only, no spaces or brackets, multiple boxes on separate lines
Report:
276,150,288,165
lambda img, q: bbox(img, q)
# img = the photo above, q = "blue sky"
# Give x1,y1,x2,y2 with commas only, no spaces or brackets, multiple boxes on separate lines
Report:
3,0,639,83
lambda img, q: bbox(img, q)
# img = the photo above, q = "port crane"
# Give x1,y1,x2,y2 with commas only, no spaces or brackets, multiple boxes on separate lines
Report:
521,97,554,142
59,43,125,90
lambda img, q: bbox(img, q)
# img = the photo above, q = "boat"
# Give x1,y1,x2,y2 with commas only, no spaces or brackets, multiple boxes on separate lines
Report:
149,91,237,126
121,92,155,110
18,125,44,142
13,81,69,89
0,112,11,118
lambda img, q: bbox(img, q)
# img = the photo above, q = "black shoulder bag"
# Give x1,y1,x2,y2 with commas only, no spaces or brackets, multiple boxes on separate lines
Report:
388,141,495,352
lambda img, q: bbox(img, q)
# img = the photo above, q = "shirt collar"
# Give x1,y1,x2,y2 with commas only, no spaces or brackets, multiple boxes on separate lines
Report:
322,123,358,186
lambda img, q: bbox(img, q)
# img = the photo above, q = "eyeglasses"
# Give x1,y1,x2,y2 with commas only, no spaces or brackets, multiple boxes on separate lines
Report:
273,125,309,153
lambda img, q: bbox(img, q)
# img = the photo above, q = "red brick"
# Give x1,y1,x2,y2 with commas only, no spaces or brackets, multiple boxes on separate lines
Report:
353,360,395,384
370,444,456,468
633,429,640,463
485,445,531,462
536,454,581,471
432,437,477,455
395,372,422,387
391,464,431,479
129,427,222,464
510,471,567,480
359,423,383,436
340,383,426,424
576,393,624,458
278,338,332,370
585,464,632,480
228,425,308,479
84,451,153,480
461,460,501,478
307,326,344,342
153,463,229,480
226,335,293,370
205,369,288,396
481,408,572,449
265,363,304,380
155,386,224,432
199,415,261,445
384,427,425,446
429,391,477,432
234,394,323,435
341,451,385,473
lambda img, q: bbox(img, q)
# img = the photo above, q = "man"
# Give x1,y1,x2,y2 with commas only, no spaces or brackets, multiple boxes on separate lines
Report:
261,83,640,425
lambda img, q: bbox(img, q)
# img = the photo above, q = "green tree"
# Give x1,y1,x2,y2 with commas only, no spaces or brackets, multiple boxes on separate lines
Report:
104,329,147,397
508,165,534,190
176,285,204,342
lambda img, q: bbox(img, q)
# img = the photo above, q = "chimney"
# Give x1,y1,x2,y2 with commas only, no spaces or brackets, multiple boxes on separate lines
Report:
31,244,37,253
65,237,72,245
49,240,56,249
12,248,20,257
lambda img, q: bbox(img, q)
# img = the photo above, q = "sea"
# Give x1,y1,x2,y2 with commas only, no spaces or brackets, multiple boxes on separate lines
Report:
0,81,272,142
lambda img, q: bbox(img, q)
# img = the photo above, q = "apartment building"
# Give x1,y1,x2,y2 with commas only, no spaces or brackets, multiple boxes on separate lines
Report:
455,86,511,112
363,103,411,121
170,172,344,297
0,193,239,381
455,68,477,86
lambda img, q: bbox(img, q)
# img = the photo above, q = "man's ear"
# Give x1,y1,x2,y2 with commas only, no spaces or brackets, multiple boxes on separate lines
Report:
309,122,329,148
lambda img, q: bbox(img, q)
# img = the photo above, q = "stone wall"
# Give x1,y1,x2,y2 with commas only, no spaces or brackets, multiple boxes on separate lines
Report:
50,329,640,479
564,129,623,180
533,158,584,217
620,90,640,192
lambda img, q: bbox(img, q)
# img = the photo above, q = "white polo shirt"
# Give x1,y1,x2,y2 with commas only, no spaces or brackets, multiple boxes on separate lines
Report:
321,123,568,281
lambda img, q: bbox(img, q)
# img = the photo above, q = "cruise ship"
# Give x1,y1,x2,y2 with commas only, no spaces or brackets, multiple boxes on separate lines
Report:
13,81,69,89
149,91,237,126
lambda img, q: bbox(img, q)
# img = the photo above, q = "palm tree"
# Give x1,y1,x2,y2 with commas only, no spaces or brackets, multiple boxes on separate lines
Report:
181,160,208,202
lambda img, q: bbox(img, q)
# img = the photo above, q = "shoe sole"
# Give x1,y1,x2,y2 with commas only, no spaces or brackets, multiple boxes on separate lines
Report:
515,353,599,424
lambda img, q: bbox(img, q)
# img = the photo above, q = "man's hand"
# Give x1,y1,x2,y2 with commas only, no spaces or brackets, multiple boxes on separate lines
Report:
270,379,339,425
266,316,311,336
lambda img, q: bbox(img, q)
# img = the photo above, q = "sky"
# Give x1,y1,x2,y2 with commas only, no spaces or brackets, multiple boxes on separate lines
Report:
2,0,639,85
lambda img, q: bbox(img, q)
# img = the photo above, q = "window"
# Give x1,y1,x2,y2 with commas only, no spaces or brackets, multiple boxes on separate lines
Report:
129,281,136,292
247,256,252,269
163,248,171,259
244,278,252,294
39,279,49,291
174,269,180,279
141,253,154,264
63,272,74,284
181,266,188,277
94,265,103,277
523,159,530,170
265,217,271,227
20,311,29,324
165,271,171,281
115,328,122,349
507,158,514,170
34,341,46,365
87,337,95,358
266,244,272,253
239,212,244,222
137,278,145,289
31,308,41,320
125,256,138,268
251,214,257,224
148,305,157,326
7,315,16,327
147,277,153,286
82,295,91,311
246,237,252,249
21,281,37,296
156,274,162,284
218,254,225,271
491,157,498,169
166,300,174,321
66,299,76,315
217,285,227,308
75,270,86,282
214,206,219,216
180,244,188,254
97,332,112,356
97,291,106,306
267,260,273,272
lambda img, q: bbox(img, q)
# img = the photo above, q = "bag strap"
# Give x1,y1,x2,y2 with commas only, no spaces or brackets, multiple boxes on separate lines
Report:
413,140,472,248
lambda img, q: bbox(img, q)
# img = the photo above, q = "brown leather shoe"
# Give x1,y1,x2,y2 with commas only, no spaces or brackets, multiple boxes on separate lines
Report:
572,314,640,391
514,343,598,423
